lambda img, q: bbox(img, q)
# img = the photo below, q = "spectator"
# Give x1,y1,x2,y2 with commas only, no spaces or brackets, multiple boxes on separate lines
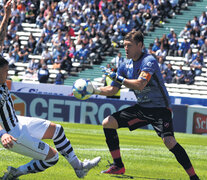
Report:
27,33,36,54
51,29,63,50
11,11,23,31
178,38,190,57
163,63,174,83
155,45,167,60
17,45,29,63
25,58,38,75
7,20,17,39
37,64,50,83
61,52,72,75
197,34,205,49
36,12,45,28
151,40,160,54
201,38,207,57
5,52,16,69
167,28,175,39
160,34,170,53
184,48,193,65
201,25,207,38
42,24,54,42
16,0,26,22
2,36,11,53
53,55,63,70
189,33,198,49
67,24,76,37
33,35,47,55
41,46,53,64
11,43,20,62
158,56,167,75
168,38,179,56
190,56,203,76
191,16,200,28
25,3,36,23
111,52,126,69
55,69,65,85
53,46,65,61
172,65,185,84
199,11,207,27
184,67,195,85
191,25,201,41
179,26,190,38
74,43,89,64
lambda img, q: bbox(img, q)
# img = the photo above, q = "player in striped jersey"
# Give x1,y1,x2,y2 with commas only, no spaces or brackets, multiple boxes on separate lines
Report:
0,2,100,179
0,56,100,180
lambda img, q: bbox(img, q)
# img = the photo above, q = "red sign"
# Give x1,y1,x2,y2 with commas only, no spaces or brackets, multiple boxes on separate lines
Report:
193,112,207,134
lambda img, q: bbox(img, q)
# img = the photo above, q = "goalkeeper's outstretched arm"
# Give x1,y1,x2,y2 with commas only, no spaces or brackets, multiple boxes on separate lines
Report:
93,84,120,97
0,0,12,52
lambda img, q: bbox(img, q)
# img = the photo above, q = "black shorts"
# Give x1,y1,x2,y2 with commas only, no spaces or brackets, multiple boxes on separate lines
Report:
111,104,174,138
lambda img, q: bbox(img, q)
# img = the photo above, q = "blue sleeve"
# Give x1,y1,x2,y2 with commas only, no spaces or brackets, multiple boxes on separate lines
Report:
141,56,158,75
110,62,126,88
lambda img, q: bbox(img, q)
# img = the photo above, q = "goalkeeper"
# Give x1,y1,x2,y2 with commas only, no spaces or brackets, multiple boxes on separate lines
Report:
92,30,199,180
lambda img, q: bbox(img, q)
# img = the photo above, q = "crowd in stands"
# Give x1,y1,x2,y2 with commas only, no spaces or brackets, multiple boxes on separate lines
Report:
0,0,205,85
146,10,207,85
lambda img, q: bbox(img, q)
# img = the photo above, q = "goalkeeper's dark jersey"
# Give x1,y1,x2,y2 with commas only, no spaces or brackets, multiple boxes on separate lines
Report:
0,84,18,132
111,53,171,108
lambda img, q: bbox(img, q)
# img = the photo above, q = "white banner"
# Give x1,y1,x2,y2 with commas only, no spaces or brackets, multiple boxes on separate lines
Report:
11,82,73,96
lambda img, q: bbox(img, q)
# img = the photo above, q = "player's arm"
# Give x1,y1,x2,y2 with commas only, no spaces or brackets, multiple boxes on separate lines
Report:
123,71,150,91
101,67,151,91
94,85,120,96
0,125,17,149
0,0,12,52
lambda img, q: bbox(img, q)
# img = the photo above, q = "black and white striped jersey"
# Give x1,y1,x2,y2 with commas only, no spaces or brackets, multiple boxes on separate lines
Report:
0,84,18,132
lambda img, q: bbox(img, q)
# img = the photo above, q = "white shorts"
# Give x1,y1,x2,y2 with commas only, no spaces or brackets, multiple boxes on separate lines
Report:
7,116,51,160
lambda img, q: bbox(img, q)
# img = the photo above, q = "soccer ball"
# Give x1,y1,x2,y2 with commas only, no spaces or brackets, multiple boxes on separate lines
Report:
72,79,94,100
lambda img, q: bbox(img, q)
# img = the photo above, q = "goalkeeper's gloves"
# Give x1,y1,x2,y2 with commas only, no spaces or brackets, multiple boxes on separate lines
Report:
100,66,125,84
91,83,101,95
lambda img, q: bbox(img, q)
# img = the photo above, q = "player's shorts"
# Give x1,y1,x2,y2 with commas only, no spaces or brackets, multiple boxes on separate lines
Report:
111,104,174,138
6,116,51,160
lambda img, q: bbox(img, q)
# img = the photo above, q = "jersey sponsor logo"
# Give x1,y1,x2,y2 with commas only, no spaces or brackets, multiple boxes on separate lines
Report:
193,112,207,134
139,71,151,82
164,122,169,128
146,62,153,67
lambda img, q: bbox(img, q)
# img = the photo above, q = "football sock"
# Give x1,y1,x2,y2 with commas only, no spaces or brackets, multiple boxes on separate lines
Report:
52,124,82,169
17,153,59,175
170,143,196,177
103,128,124,168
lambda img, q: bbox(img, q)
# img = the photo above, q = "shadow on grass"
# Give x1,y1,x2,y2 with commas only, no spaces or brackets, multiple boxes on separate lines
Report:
110,174,171,180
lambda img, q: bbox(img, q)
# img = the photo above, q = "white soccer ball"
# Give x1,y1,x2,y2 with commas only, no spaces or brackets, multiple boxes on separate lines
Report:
72,79,94,100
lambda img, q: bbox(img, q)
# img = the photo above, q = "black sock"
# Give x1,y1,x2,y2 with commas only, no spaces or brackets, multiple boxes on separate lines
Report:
170,143,195,176
103,128,124,167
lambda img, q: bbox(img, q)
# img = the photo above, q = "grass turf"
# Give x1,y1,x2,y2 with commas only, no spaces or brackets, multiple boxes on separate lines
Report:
0,122,207,180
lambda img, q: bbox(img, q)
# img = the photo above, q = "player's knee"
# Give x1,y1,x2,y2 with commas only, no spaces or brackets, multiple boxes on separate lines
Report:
163,136,177,149
45,152,59,165
46,147,58,160
102,116,118,129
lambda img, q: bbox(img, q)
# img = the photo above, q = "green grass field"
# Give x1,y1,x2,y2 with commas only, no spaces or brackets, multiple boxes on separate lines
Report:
0,122,207,180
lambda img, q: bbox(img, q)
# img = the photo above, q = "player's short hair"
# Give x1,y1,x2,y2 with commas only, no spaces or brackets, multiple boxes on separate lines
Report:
124,30,144,45
0,56,8,68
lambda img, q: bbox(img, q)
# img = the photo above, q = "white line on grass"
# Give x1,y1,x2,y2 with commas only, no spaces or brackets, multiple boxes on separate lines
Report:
76,148,144,151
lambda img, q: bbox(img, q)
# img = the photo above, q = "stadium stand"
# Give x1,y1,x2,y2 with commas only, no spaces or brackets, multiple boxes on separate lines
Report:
2,0,207,97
